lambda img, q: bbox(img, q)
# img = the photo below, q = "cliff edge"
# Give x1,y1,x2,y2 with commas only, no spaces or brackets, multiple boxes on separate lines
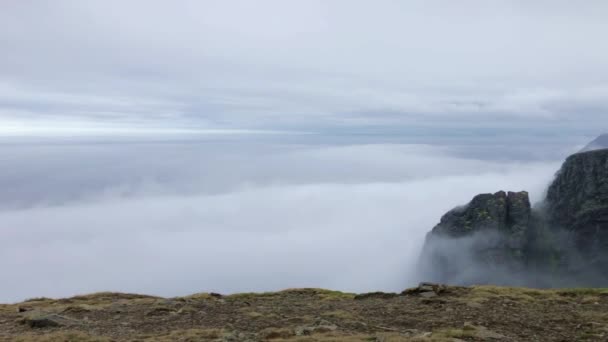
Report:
420,137,608,286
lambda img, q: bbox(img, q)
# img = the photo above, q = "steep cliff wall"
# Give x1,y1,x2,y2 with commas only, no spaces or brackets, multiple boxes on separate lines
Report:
420,147,608,287
545,149,608,274
419,191,532,285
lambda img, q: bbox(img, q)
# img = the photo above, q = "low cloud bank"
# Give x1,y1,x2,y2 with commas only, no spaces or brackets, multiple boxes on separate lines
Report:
0,140,560,302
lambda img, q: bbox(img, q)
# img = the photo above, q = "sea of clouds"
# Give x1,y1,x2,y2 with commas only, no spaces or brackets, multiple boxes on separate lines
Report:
0,135,570,302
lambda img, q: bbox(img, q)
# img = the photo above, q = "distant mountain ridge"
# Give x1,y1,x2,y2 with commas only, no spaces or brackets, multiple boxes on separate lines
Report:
580,133,608,152
419,134,608,287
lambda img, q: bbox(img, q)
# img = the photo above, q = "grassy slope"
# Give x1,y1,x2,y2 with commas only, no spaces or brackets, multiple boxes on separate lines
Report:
1,286,608,341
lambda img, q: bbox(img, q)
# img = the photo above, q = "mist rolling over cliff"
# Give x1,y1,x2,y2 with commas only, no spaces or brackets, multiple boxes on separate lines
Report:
1,134,573,302
420,143,608,289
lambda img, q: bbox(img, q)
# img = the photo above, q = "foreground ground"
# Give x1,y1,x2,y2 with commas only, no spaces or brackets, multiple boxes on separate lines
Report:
1,284,608,341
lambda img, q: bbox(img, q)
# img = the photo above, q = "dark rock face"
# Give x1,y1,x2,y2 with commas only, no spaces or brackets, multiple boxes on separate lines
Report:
545,149,608,274
420,191,532,285
18,313,73,328
431,191,531,245
420,144,608,287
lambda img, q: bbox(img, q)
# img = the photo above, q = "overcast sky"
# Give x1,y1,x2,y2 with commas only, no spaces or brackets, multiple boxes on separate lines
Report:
1,0,607,135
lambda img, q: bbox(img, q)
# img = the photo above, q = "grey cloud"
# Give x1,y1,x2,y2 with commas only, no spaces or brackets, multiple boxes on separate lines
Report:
0,141,560,302
1,1,607,133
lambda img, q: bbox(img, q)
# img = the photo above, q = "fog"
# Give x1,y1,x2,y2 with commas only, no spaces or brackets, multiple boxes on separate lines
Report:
0,135,565,302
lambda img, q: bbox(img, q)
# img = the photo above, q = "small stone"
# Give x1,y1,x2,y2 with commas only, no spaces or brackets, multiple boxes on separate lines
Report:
145,306,176,316
419,282,440,287
419,291,437,298
19,313,71,328
463,322,476,330
354,292,398,300
466,301,483,308
587,322,604,328
419,285,435,292
401,329,421,336
415,332,432,338
315,324,338,333
295,320,338,336
463,323,505,339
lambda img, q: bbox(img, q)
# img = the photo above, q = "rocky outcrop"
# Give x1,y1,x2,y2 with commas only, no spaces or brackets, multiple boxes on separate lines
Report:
430,191,531,246
545,149,608,276
420,137,608,287
420,191,533,285
18,312,77,328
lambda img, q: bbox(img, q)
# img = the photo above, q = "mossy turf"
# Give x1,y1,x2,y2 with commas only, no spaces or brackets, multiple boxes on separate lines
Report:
2,286,608,341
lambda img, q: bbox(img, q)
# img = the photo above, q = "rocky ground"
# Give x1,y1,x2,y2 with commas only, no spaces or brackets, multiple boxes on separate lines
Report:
1,284,608,341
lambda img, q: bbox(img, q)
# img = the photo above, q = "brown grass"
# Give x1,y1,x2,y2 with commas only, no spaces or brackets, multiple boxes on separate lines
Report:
11,331,111,342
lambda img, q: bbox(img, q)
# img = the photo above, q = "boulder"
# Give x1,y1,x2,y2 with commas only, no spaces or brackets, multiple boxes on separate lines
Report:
353,292,398,300
18,312,76,328
402,282,446,297
295,319,338,336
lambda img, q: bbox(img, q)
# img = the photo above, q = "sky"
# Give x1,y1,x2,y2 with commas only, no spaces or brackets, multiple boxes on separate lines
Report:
0,0,607,135
0,1,607,302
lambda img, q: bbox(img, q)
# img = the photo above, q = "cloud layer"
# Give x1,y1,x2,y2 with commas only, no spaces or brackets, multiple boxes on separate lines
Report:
0,140,560,302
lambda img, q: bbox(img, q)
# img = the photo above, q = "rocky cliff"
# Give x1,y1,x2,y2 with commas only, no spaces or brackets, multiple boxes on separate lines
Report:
545,149,608,278
419,191,534,285
420,139,608,287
